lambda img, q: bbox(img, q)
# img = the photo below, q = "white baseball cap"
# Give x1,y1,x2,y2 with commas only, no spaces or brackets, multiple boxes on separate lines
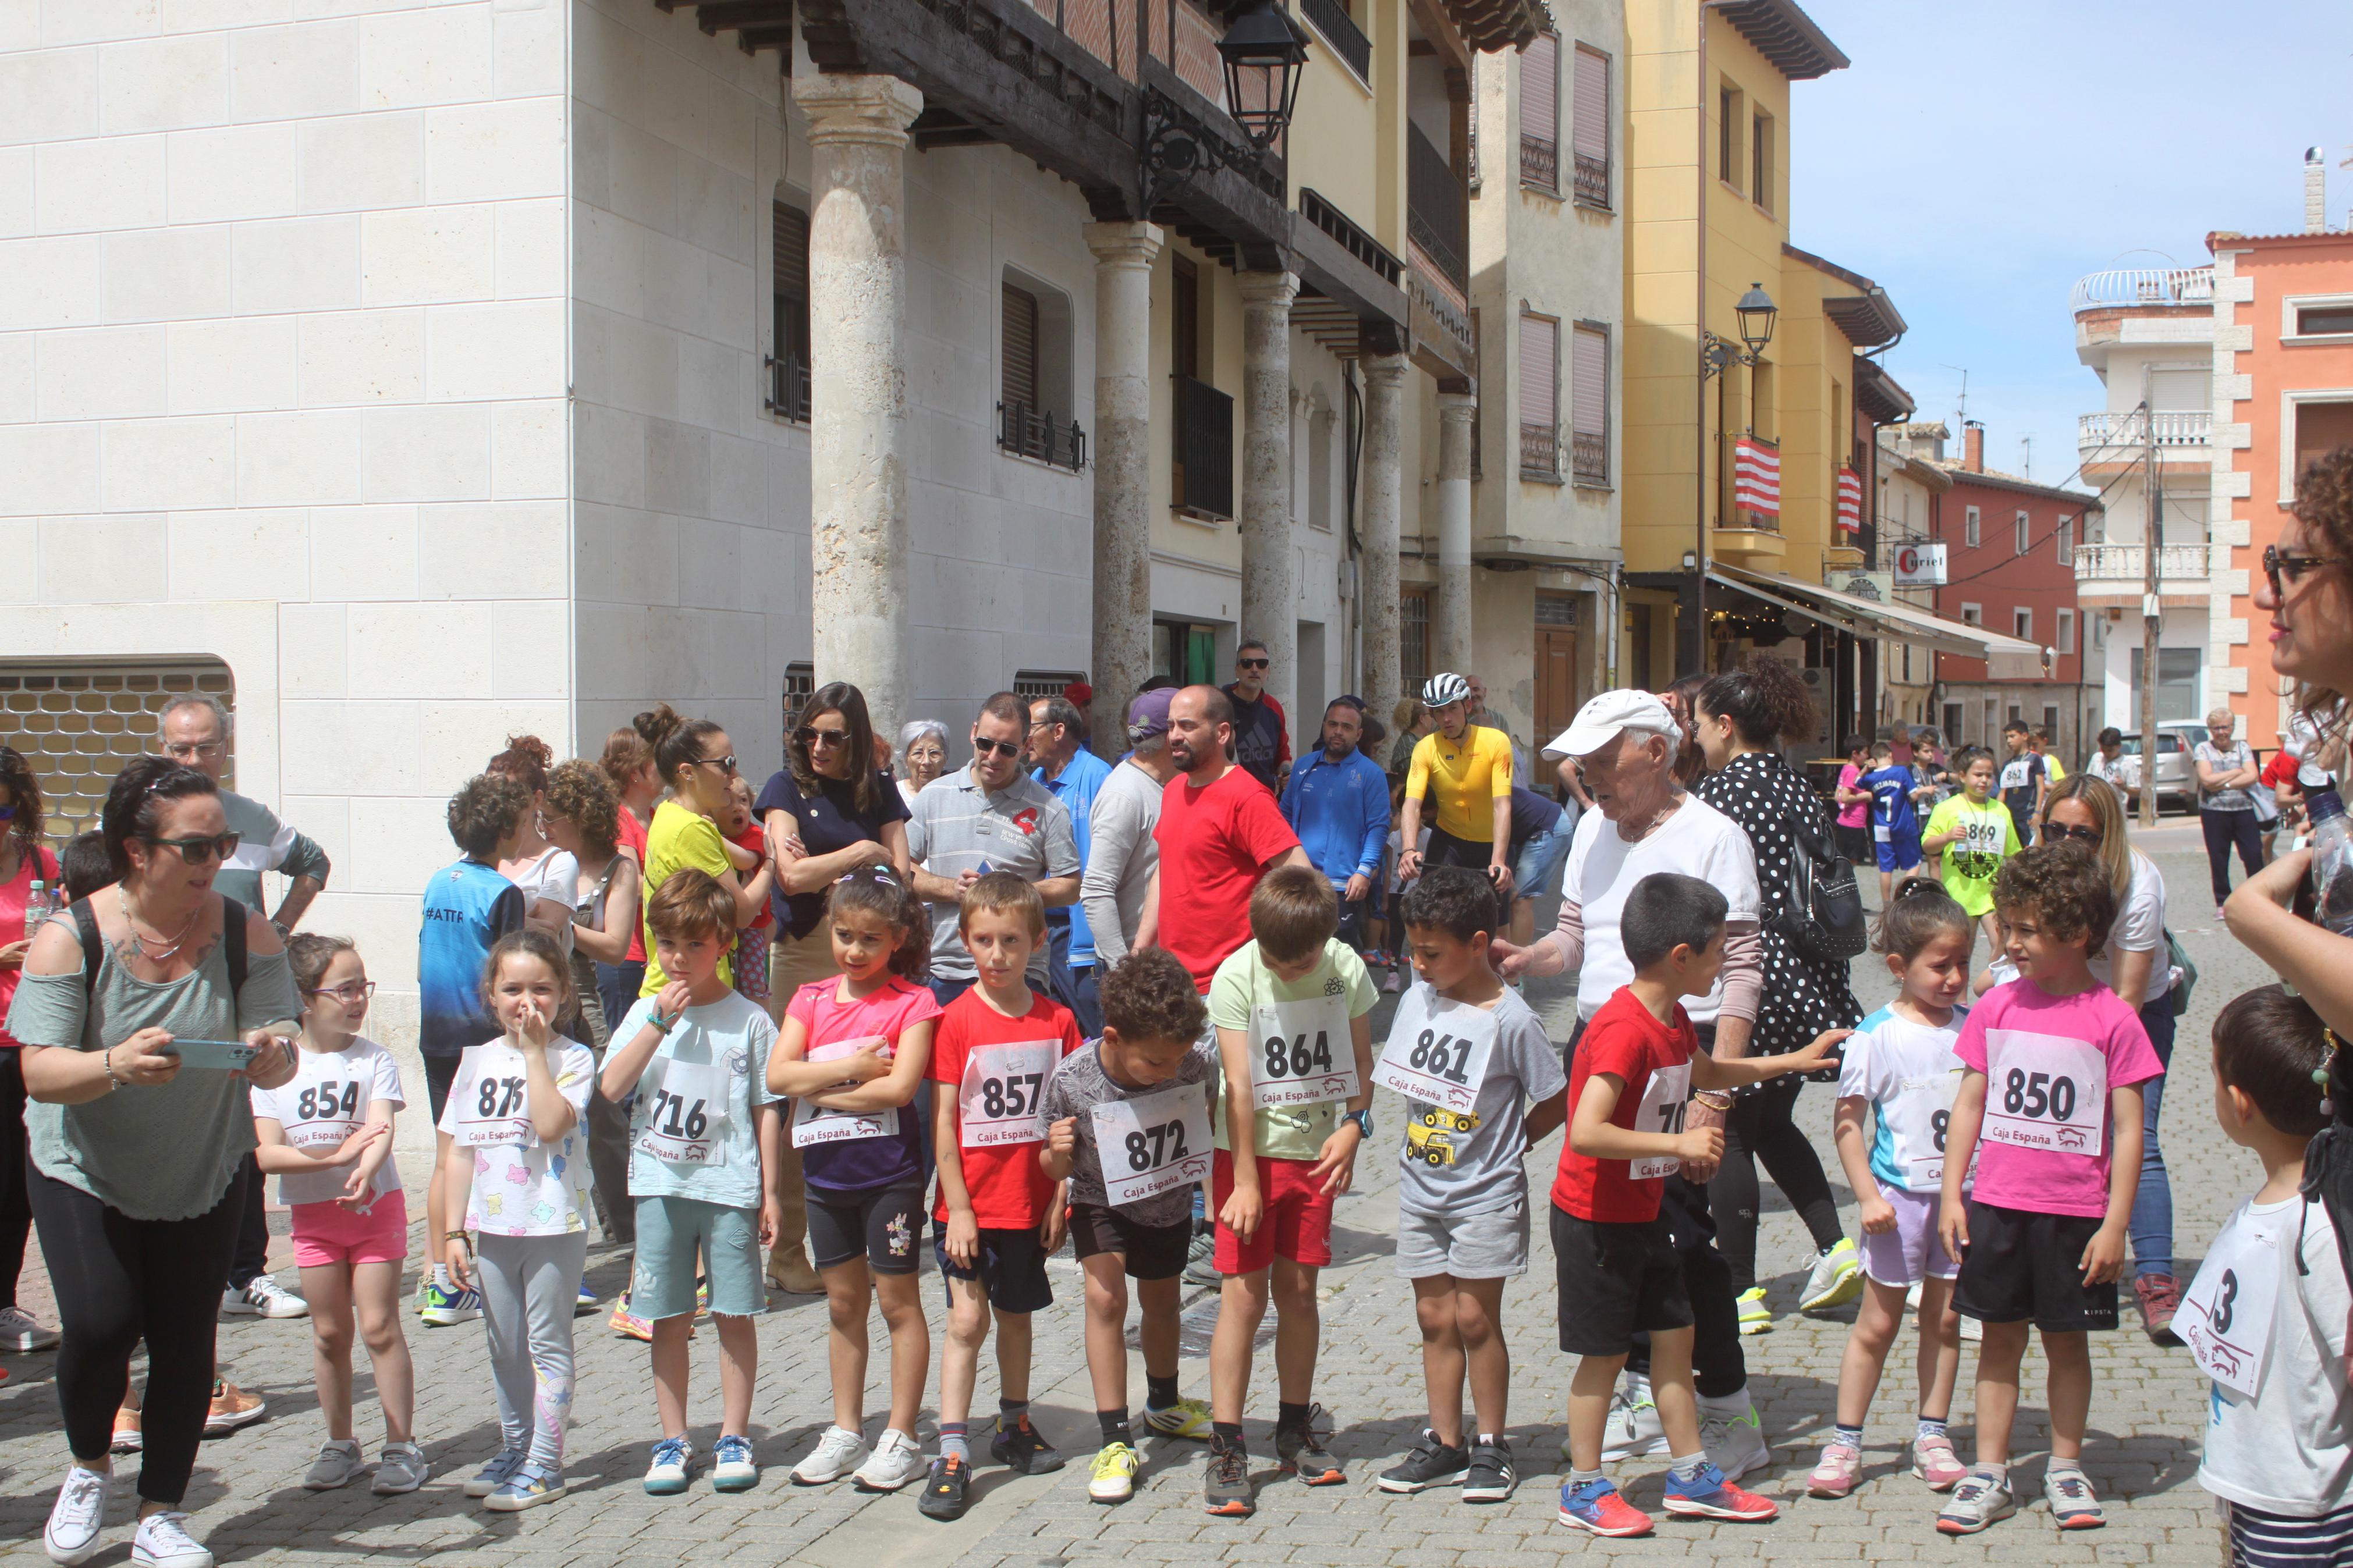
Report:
1543,689,1679,759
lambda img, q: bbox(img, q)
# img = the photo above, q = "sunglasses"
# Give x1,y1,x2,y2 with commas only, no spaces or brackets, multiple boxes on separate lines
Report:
306,981,378,1004
144,831,242,866
794,727,850,749
1237,657,1270,670
695,754,739,774
2263,543,2343,599
2042,823,2103,847
971,737,1024,759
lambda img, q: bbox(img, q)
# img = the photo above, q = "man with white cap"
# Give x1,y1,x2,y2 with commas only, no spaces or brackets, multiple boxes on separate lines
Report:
1489,688,1771,1482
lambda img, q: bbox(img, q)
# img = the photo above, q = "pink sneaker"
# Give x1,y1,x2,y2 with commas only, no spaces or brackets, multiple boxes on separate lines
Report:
1806,1441,1861,1498
1912,1432,1967,1491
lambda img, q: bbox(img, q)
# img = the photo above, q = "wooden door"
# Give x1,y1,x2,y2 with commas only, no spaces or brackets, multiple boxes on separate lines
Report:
1536,628,1580,745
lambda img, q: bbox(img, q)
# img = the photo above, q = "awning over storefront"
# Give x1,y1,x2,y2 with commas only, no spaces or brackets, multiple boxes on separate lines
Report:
1708,564,2047,681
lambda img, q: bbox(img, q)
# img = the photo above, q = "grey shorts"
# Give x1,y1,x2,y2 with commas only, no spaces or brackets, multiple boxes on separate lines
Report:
1396,1196,1530,1280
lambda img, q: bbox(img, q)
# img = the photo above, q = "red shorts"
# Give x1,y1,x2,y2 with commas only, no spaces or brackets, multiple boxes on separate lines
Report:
1211,1149,1336,1274
289,1189,410,1270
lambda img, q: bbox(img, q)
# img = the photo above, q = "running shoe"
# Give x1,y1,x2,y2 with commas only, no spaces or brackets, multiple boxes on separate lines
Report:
1805,1441,1861,1499
851,1429,924,1492
223,1275,307,1319
419,1281,482,1327
1734,1286,1773,1335
483,1462,566,1511
1378,1428,1469,1493
1557,1476,1653,1537
1597,1376,1665,1462
1202,1441,1254,1517
463,1449,527,1498
0,1304,60,1351
711,1434,757,1493
1181,1229,1219,1287
790,1425,869,1485
1912,1431,1967,1491
608,1295,652,1342
1142,1396,1213,1441
302,1439,365,1491
2134,1274,2183,1346
201,1381,265,1438
1799,1239,1866,1313
574,1283,599,1317
2044,1466,2105,1529
1699,1399,1770,1482
1275,1407,1344,1485
1935,1467,2017,1534
643,1437,694,1496
111,1405,141,1455
128,1509,210,1568
373,1442,429,1496
1462,1438,1516,1503
1661,1459,1777,1521
1380,969,1403,994
1087,1441,1138,1503
918,1455,971,1521
989,1413,1064,1474
43,1465,108,1567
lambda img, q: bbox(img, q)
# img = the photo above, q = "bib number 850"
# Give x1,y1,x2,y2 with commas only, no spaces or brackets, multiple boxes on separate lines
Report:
1408,1029,1476,1087
2001,1068,2077,1123
1124,1118,1190,1172
1263,1030,1336,1081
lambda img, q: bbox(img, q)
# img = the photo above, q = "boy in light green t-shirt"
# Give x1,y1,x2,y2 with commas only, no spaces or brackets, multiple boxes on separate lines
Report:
1919,746,2020,950
1201,866,1378,1517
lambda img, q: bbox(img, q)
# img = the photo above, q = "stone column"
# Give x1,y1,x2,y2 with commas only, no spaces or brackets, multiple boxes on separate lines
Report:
1082,220,1164,759
793,73,923,743
1435,389,1477,675
1360,354,1408,727
1238,271,1300,728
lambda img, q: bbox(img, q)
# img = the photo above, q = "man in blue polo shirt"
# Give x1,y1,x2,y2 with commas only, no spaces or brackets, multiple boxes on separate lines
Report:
1030,694,1112,1034
1280,697,1390,954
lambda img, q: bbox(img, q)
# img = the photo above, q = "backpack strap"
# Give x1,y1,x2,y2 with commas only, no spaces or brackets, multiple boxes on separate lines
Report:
71,898,102,1006
220,895,247,1001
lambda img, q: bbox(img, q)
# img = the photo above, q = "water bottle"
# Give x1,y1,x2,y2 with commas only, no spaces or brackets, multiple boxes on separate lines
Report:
2308,787,2353,937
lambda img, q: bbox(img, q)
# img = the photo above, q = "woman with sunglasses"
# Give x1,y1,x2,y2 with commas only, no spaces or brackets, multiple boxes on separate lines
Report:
0,748,61,1356
2036,773,2179,1343
636,706,773,1006
5,756,302,1568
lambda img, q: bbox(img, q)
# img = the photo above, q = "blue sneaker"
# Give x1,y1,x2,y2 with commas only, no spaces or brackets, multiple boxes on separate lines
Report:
420,1281,482,1326
711,1434,758,1493
484,1461,567,1512
462,1448,526,1499
575,1283,598,1316
1557,1477,1655,1537
1661,1459,1777,1521
644,1437,694,1496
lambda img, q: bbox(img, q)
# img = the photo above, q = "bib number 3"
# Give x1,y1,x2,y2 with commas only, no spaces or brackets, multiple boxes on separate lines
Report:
2179,1209,2281,1399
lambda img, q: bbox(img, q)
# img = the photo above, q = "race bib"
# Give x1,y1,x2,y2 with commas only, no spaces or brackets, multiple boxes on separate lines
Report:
1960,816,2007,856
2180,1208,2281,1399
1873,823,1891,843
283,1077,366,1152
637,1052,727,1167
450,1044,531,1149
1090,1081,1212,1207
1981,1029,2107,1156
1372,992,1498,1114
958,1040,1057,1148
1248,995,1360,1110
1884,1071,1967,1187
790,1036,900,1149
1629,1062,1691,1181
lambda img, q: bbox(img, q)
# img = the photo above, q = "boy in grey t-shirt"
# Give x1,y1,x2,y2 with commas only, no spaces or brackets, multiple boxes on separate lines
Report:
1038,950,1216,1502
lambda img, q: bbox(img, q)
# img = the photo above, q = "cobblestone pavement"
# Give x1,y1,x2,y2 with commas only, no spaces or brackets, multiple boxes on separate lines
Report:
0,834,2263,1565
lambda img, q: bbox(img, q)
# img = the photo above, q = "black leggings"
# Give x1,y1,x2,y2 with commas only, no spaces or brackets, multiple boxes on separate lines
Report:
2202,808,2266,906
1706,1073,1844,1295
0,1052,37,1309
29,1159,246,1505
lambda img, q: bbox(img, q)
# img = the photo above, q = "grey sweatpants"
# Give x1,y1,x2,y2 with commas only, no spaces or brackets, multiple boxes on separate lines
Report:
476,1232,587,1470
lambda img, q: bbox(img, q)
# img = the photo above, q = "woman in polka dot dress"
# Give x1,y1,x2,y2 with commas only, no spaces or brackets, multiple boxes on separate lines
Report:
1691,658,1865,1333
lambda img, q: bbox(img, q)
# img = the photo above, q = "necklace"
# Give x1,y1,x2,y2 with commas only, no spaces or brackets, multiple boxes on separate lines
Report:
117,886,204,961
1621,791,1685,844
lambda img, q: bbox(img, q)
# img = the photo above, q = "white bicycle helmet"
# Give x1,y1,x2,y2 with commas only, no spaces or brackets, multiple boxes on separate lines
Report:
1422,673,1471,707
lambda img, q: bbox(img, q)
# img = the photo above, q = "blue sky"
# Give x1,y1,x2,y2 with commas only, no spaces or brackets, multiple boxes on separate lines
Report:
1789,0,2353,494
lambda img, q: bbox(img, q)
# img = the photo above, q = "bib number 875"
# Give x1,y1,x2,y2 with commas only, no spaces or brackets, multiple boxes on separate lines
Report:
1407,1029,1475,1086
476,1076,524,1118
2001,1068,2077,1123
1263,1030,1335,1080
1124,1118,1190,1172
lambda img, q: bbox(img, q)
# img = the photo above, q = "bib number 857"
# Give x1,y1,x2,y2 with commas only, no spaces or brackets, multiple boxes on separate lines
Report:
1408,1029,1476,1087
1124,1118,1190,1172
2001,1068,2077,1123
1263,1030,1335,1080
979,1072,1043,1120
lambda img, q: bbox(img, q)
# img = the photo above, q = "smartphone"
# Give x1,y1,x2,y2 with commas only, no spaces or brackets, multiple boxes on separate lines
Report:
159,1039,269,1071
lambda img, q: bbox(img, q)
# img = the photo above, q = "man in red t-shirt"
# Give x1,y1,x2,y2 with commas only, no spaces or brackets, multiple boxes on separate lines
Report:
1144,686,1311,993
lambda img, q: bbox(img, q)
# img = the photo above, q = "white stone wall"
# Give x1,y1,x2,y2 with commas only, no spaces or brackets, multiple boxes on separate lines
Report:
0,0,573,1025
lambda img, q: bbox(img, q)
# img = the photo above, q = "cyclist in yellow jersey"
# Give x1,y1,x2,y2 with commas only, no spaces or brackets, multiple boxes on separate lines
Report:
1396,673,1514,911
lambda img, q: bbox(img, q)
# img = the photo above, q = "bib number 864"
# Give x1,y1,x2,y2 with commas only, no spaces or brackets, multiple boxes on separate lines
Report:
1263,1030,1335,1080
1408,1029,1476,1087
1124,1118,1190,1172
2001,1068,2077,1123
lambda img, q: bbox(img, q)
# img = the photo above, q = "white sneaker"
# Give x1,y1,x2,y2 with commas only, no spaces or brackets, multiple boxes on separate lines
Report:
851,1428,926,1492
43,1466,108,1566
129,1510,211,1568
0,1304,60,1350
1595,1375,1666,1463
790,1425,869,1485
223,1276,307,1320
1698,1396,1770,1482
301,1439,365,1491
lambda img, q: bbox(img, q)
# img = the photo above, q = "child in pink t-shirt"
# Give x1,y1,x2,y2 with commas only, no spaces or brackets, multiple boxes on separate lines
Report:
1932,845,2162,1537
1833,737,1873,869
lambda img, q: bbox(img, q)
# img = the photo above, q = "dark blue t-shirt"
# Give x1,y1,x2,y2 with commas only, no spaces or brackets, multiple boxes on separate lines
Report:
1507,785,1564,847
417,858,525,1059
1860,765,1919,840
752,767,910,940
1997,750,2045,838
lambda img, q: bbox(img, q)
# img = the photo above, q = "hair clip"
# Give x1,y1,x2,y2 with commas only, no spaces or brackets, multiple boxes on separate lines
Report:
2320,1028,2342,1119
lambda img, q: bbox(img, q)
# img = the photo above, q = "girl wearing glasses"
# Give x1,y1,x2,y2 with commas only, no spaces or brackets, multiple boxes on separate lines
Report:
6,755,303,1568
2035,774,2179,1345
637,707,773,1002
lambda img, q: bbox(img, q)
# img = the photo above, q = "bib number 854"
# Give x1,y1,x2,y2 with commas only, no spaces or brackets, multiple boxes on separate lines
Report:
299,1082,361,1121
1263,1030,1335,1080
2001,1068,2077,1123
1408,1029,1476,1087
1124,1118,1190,1172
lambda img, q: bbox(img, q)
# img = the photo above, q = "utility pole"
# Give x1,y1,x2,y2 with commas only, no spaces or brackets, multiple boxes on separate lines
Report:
2138,400,2162,829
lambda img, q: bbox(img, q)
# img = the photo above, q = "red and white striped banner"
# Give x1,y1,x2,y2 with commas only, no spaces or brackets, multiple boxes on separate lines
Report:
1733,436,1780,518
1835,465,1862,534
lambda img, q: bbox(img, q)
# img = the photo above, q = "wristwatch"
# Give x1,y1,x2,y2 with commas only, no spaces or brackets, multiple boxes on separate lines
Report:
1341,1108,1375,1140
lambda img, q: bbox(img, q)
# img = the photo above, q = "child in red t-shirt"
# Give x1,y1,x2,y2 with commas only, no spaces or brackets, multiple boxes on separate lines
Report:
1553,872,1843,1539
924,874,1084,1519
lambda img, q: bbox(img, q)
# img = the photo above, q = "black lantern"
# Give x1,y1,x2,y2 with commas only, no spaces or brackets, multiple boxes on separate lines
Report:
1734,282,1779,355
1218,1,1309,152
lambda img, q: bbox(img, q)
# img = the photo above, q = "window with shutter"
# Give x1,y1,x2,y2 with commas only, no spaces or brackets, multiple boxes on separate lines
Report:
769,199,811,421
1518,313,1557,478
1571,45,1609,207
1520,33,1557,190
1571,323,1607,483
1002,283,1039,413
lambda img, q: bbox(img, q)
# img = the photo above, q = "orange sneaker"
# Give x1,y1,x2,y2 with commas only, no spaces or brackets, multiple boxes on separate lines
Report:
203,1379,267,1438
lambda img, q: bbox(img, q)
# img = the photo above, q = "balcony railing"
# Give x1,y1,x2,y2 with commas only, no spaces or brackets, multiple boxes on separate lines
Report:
1519,421,1557,479
1172,374,1233,518
2072,542,2210,585
1407,124,1468,293
998,400,1086,471
2077,408,2211,453
1571,428,1607,484
764,353,810,423
1520,135,1557,191
1572,150,1608,208
1298,0,1370,80
2068,266,2215,313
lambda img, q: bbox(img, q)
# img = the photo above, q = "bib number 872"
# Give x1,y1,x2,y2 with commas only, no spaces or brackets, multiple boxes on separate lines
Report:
1263,1030,1335,1080
1124,1118,1190,1172
2001,1068,2077,1122
1407,1029,1475,1086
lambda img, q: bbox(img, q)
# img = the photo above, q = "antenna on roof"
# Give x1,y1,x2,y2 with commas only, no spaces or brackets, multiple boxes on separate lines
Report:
2020,435,2032,480
1942,364,1969,433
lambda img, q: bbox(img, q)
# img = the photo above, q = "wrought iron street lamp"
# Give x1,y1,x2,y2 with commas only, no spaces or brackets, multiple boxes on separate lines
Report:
1689,282,1780,673
1217,1,1310,152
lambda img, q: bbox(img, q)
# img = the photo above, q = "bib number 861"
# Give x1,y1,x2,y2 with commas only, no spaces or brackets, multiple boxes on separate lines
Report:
1124,1118,1190,1172
1263,1030,1335,1080
1408,1029,1475,1087
2001,1068,2077,1122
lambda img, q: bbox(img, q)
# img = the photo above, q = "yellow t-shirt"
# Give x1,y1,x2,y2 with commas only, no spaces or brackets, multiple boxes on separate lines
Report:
640,799,736,995
1406,726,1515,842
2043,753,2067,783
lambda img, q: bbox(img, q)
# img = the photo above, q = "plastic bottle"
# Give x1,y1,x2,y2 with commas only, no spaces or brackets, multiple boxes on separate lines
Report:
2308,787,2353,937
24,880,49,924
